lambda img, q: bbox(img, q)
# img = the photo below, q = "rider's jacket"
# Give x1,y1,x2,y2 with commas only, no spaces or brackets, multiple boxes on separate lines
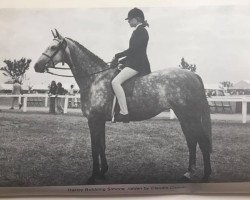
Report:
115,24,151,76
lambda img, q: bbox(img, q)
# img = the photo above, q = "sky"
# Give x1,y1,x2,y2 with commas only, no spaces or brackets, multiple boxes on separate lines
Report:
0,6,250,87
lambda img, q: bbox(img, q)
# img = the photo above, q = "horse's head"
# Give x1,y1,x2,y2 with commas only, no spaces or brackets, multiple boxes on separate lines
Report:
34,29,68,73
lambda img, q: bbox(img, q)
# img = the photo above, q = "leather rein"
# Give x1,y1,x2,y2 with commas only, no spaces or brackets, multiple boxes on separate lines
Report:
42,38,115,78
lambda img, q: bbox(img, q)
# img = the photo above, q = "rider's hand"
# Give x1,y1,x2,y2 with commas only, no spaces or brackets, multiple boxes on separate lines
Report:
117,64,123,71
111,56,118,63
110,56,118,68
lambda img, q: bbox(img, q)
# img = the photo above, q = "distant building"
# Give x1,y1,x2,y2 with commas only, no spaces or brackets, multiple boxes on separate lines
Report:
0,83,45,94
229,80,250,95
0,83,29,93
204,83,225,96
231,80,250,90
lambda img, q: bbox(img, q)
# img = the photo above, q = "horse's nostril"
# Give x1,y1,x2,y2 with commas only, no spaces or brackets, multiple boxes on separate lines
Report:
34,63,39,72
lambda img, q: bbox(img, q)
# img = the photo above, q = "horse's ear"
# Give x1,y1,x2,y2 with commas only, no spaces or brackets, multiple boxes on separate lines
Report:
51,30,56,38
55,29,63,39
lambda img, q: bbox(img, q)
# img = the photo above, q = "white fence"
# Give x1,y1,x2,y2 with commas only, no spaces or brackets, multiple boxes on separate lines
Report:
207,96,250,124
1,94,250,123
0,94,80,114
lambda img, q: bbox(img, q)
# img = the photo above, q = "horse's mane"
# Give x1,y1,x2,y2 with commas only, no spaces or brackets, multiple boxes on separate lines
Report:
66,37,107,67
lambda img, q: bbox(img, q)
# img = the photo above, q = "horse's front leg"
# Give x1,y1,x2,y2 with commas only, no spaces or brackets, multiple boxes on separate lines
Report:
87,117,100,184
98,119,108,178
87,115,107,184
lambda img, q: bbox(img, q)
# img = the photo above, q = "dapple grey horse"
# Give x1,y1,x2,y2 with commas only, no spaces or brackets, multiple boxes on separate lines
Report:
34,30,212,184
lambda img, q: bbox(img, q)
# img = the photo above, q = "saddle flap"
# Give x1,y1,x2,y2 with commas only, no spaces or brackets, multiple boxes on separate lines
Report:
122,75,139,97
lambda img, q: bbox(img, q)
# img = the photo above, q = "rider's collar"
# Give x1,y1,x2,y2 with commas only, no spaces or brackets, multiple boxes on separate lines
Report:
135,23,142,30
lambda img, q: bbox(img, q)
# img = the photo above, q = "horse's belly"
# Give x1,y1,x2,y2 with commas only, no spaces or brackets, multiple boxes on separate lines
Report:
129,109,164,121
127,95,170,121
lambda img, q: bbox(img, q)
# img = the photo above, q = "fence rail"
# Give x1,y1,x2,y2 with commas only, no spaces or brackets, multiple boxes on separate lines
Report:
207,96,250,123
1,94,250,123
0,94,80,114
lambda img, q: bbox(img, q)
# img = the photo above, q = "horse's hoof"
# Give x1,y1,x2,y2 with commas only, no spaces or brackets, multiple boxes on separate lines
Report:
97,173,106,180
202,176,210,183
101,165,109,175
178,175,191,183
86,176,96,185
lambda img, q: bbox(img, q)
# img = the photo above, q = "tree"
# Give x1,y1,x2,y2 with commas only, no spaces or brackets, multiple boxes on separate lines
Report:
178,57,197,72
0,58,32,84
220,81,233,92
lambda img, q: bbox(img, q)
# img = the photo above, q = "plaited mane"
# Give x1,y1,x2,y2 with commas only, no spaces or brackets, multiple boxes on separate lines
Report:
66,37,107,68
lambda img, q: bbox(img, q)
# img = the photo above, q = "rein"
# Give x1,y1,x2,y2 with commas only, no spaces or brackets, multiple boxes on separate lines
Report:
53,67,71,70
46,71,75,77
46,62,115,78
44,38,116,78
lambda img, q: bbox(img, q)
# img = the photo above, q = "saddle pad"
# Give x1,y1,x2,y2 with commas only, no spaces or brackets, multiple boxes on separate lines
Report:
122,75,139,97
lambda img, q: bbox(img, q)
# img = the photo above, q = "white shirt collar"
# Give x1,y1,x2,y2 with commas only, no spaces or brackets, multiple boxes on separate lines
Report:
135,23,142,30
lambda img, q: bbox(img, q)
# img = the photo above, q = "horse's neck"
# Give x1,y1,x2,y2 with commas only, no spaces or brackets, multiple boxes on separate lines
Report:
65,38,113,94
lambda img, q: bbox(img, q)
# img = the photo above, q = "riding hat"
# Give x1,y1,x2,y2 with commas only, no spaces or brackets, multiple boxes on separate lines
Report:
125,7,144,21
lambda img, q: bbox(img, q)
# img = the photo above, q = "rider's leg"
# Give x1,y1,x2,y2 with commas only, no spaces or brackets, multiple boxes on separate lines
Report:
112,67,138,115
10,97,17,109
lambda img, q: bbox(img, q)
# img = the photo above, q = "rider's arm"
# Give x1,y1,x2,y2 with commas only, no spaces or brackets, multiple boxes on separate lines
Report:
115,28,148,59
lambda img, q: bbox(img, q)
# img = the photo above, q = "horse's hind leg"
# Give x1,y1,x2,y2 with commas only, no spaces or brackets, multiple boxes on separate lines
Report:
179,119,198,181
180,116,211,182
197,132,212,182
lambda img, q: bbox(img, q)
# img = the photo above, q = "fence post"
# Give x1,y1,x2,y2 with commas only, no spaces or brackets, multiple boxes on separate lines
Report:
23,95,27,112
45,95,48,107
74,97,77,107
63,95,69,114
18,95,21,104
170,109,177,119
242,97,247,124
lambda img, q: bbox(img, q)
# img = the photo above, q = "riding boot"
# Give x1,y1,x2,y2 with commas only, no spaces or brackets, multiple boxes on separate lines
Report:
114,113,129,123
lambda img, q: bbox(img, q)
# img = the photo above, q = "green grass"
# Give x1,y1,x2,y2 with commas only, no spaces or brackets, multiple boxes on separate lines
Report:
0,111,249,186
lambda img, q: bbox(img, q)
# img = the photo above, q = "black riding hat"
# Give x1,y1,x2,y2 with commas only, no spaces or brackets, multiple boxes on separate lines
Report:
125,7,144,21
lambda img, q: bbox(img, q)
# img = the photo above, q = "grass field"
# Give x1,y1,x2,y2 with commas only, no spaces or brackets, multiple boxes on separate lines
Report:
0,111,250,186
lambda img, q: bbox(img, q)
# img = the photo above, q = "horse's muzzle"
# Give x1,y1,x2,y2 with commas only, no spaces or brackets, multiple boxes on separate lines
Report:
34,63,45,73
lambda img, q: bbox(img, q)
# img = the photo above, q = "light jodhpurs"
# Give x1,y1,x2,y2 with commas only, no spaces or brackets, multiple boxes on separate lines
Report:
55,97,64,114
111,67,138,115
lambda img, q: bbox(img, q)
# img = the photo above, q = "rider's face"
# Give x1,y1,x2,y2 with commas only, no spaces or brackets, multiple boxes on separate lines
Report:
128,18,139,27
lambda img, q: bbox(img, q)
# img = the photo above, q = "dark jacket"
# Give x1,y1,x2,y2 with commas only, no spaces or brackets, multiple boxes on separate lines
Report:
56,86,66,95
115,24,151,76
49,85,57,95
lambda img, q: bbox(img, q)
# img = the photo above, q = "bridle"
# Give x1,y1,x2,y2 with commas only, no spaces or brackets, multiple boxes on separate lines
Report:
42,38,74,77
42,38,116,78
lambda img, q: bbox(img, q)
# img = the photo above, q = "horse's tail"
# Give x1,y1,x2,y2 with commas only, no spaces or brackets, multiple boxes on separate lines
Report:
196,74,212,153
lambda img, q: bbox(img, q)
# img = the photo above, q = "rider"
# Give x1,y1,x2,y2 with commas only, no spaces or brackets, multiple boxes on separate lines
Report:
111,7,151,123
